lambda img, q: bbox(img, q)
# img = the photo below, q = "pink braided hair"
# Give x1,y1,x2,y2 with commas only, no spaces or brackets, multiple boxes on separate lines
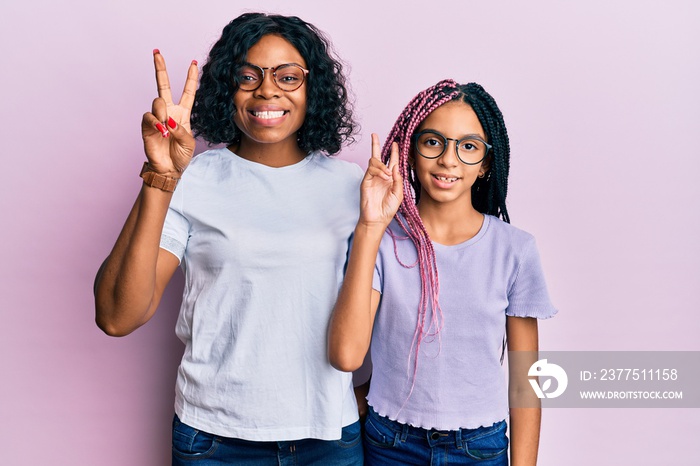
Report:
380,79,462,403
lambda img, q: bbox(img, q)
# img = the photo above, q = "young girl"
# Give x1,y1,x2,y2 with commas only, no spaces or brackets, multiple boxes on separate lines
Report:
94,13,364,465
329,80,557,465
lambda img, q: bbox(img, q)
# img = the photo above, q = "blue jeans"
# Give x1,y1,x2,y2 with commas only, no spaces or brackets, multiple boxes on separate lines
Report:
363,407,508,465
171,415,363,465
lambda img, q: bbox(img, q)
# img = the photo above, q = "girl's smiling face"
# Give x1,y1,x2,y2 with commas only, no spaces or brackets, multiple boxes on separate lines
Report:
412,100,490,210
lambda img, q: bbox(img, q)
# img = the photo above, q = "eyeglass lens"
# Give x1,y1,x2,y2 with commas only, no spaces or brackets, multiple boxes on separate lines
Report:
236,64,306,91
415,131,488,165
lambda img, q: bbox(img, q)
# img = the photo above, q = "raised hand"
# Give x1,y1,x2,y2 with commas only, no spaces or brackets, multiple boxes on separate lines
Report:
359,134,404,228
141,50,198,176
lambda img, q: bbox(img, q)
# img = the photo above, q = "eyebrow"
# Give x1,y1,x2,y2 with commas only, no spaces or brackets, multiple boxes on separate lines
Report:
242,61,306,69
420,129,486,140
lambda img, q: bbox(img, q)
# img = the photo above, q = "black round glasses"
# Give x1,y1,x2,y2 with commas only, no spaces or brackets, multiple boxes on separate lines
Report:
412,130,492,165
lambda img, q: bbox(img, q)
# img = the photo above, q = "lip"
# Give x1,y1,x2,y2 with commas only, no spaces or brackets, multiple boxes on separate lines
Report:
250,104,287,112
246,105,289,126
430,173,461,189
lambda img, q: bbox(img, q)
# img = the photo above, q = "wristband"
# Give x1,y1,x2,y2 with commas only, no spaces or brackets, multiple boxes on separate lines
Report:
139,162,180,192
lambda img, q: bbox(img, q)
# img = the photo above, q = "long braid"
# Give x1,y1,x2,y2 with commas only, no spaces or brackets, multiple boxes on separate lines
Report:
380,80,460,402
380,80,512,406
460,83,511,223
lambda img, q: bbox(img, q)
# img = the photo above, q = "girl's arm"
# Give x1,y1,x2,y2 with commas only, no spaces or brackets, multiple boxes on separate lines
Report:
328,226,383,371
328,135,402,372
506,316,541,466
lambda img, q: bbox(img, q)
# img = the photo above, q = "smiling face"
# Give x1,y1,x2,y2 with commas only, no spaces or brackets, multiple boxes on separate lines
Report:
412,100,490,210
232,34,308,158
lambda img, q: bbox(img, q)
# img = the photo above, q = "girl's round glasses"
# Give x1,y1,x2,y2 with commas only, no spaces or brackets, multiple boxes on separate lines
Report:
413,130,492,165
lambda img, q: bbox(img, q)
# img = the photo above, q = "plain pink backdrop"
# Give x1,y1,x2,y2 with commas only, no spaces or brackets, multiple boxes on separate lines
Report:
1,1,698,464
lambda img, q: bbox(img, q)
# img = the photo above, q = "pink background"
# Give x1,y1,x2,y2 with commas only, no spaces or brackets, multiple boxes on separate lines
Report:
1,1,698,464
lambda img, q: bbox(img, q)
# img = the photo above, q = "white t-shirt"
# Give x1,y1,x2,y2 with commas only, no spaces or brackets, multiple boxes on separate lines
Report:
160,147,363,441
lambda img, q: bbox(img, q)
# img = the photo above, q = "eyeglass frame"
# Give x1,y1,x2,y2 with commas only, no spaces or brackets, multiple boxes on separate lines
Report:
234,62,310,92
412,130,493,165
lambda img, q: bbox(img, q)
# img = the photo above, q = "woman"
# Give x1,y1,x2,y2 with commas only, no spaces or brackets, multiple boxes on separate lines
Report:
94,13,363,465
329,80,557,465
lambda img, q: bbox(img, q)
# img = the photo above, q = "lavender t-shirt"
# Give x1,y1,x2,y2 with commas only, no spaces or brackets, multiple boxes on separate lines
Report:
367,214,557,430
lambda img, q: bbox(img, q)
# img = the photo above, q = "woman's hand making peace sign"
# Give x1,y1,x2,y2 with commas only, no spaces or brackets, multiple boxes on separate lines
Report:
140,50,199,177
359,134,404,229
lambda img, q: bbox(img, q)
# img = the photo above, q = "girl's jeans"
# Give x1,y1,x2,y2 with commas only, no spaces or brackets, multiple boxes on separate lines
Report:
363,406,508,465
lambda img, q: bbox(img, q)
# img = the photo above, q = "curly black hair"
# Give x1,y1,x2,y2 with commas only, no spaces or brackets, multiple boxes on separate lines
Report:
191,13,356,155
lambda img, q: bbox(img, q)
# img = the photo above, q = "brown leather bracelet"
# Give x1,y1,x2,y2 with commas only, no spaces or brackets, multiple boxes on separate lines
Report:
139,162,180,192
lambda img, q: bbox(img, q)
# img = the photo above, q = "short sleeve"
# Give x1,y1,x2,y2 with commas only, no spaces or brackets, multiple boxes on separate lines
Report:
160,186,189,263
505,237,558,319
351,161,365,181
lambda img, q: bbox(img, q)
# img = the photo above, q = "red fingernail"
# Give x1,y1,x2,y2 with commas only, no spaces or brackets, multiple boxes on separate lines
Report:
156,123,169,137
153,49,160,55
167,117,177,129
191,59,198,66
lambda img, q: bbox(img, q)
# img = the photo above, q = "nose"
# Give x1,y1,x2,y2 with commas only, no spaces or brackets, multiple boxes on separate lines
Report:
254,69,280,98
438,139,460,167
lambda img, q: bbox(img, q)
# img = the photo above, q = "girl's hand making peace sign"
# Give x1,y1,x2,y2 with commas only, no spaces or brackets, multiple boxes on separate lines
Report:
140,50,199,177
359,134,404,229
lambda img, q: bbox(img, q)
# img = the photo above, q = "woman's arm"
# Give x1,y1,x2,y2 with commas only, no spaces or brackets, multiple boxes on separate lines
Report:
94,187,180,336
506,316,541,466
94,52,198,336
328,135,402,372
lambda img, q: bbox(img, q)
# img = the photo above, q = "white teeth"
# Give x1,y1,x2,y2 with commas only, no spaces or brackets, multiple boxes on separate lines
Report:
435,176,458,182
253,111,285,119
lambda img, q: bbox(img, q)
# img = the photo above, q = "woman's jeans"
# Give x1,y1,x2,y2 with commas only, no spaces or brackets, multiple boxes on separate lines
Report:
363,407,508,465
172,415,363,465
